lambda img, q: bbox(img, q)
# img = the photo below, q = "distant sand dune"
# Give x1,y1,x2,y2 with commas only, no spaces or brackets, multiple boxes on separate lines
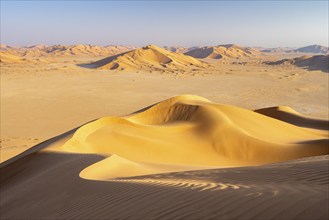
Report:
185,44,259,60
265,54,329,72
0,44,134,58
0,52,24,63
88,45,208,71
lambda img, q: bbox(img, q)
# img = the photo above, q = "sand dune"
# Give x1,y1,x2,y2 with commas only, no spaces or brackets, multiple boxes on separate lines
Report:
88,45,208,71
164,46,189,53
0,95,313,179
0,44,15,51
1,44,134,58
0,52,24,63
294,44,328,54
265,54,329,72
1,95,328,219
185,44,259,60
42,44,134,57
1,145,328,219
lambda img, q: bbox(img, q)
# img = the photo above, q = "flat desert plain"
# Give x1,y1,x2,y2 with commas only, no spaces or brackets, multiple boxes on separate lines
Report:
0,44,328,219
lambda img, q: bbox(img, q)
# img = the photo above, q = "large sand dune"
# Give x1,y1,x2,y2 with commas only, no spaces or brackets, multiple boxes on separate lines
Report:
265,54,329,72
0,95,328,219
185,44,259,60
88,45,208,71
52,95,328,179
0,52,24,63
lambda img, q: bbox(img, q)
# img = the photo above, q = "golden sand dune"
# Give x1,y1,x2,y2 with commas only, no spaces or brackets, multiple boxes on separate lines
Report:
30,95,327,179
88,45,208,71
1,44,134,58
42,44,134,57
1,95,328,219
0,52,24,63
185,44,259,60
265,54,329,72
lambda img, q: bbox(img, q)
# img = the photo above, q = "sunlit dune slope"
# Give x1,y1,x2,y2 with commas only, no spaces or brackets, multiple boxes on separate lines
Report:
0,44,134,58
51,95,329,179
89,45,208,71
0,52,24,63
185,44,259,60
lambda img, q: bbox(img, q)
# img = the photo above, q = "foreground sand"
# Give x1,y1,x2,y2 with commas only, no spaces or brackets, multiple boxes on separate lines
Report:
1,151,328,219
1,94,328,219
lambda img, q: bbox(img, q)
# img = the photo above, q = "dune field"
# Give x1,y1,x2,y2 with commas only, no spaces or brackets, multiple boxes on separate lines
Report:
1,44,328,219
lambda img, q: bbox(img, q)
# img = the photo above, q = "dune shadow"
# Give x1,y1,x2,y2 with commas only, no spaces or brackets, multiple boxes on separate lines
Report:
0,119,98,168
255,109,329,130
1,151,328,219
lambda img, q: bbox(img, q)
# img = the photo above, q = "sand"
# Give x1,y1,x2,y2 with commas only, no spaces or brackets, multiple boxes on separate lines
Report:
89,44,208,71
265,54,329,72
1,130,328,219
1,45,328,219
185,44,259,60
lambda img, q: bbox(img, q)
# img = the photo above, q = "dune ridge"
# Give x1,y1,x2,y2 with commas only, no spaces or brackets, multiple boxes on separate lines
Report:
88,45,208,71
265,54,329,72
0,52,24,63
44,95,329,179
0,44,135,58
185,44,259,60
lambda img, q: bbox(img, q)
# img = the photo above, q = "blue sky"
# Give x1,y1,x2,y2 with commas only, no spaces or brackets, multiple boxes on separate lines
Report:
1,1,328,47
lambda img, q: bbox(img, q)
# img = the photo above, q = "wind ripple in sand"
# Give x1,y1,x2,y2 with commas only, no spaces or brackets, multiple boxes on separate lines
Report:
1,154,327,219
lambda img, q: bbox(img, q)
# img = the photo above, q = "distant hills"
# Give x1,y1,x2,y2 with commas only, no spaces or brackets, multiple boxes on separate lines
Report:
185,44,259,59
0,44,135,58
1,43,328,72
265,55,329,72
89,44,208,71
261,44,328,54
1,44,328,58
293,45,328,54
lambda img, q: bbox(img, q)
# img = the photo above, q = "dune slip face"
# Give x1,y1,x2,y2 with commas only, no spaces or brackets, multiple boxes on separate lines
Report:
1,95,328,219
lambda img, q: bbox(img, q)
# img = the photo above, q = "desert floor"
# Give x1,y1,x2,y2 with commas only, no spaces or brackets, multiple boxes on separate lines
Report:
1,56,328,219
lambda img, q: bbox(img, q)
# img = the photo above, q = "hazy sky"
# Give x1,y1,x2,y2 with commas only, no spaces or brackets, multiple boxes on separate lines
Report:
1,1,328,47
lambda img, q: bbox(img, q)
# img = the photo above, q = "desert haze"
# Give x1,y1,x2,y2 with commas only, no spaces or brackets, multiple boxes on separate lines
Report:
1,43,328,219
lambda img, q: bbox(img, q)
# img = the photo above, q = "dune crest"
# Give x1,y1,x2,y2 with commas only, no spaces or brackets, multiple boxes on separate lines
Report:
0,44,135,58
50,95,329,179
88,45,208,71
265,54,329,72
0,52,25,63
185,44,259,60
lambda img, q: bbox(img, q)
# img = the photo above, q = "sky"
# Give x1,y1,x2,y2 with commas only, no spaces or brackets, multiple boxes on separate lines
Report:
1,1,328,48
